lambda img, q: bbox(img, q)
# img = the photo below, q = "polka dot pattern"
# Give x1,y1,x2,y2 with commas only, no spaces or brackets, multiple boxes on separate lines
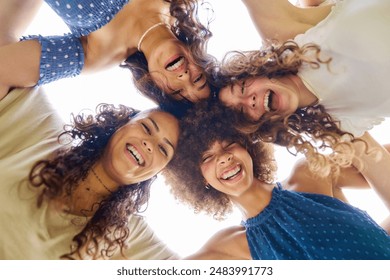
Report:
20,0,130,85
45,0,130,37
242,183,390,260
21,34,85,86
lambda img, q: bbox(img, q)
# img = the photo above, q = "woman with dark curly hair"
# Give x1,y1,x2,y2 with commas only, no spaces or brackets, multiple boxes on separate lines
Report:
163,100,390,259
0,0,216,106
0,86,179,260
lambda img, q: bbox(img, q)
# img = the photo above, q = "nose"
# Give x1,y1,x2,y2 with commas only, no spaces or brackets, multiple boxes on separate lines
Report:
218,152,233,165
177,70,189,80
243,94,256,109
142,139,153,153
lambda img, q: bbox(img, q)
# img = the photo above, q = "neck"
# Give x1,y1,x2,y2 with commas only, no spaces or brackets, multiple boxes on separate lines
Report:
137,22,170,52
120,0,172,52
230,179,274,220
59,163,117,216
285,75,318,107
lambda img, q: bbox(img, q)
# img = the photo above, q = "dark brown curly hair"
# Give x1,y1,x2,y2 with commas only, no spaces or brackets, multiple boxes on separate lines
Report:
29,104,155,259
121,0,218,117
162,99,277,220
211,40,358,177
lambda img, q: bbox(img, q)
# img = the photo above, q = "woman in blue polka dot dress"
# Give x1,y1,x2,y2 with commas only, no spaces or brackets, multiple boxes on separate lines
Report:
0,0,214,105
163,101,390,260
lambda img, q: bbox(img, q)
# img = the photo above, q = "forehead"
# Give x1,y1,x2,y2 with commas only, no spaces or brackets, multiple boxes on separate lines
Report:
204,140,229,152
132,109,167,121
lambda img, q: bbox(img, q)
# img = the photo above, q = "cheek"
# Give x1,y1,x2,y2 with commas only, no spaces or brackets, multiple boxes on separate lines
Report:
218,90,231,106
151,153,169,171
201,163,215,183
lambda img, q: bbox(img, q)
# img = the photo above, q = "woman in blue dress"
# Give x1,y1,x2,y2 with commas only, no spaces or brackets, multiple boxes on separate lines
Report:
0,0,215,109
162,100,390,260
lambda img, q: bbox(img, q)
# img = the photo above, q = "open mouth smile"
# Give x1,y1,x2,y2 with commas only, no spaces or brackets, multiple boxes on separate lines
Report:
126,144,145,166
166,56,185,71
220,164,242,180
264,90,276,112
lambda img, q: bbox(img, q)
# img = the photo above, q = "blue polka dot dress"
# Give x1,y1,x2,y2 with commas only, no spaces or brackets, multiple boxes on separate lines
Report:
242,183,390,260
21,0,130,85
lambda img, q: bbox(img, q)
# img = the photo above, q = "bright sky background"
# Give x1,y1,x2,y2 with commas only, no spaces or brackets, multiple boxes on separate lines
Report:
24,0,389,258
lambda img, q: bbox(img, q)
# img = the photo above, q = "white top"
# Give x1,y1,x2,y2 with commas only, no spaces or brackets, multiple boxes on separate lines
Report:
0,87,177,259
294,0,390,136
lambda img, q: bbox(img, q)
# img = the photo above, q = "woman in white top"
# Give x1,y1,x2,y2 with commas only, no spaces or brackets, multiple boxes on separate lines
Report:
218,0,390,137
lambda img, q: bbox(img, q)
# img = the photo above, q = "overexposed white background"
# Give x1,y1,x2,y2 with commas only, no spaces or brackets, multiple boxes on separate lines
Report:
24,0,389,257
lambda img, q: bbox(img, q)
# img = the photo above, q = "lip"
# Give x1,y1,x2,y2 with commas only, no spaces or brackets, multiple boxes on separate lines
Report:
219,163,243,184
164,54,187,73
125,143,146,167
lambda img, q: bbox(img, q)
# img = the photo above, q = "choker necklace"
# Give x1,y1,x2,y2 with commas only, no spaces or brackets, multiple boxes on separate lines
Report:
137,22,169,52
91,168,113,194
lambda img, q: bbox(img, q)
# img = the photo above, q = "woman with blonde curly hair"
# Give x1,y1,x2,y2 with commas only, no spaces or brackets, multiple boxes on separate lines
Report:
218,0,390,138
0,86,180,260
211,0,390,210
163,100,390,259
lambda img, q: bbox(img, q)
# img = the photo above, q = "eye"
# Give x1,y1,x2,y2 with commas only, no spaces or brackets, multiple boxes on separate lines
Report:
159,144,168,157
201,154,213,163
225,142,236,149
171,89,183,96
193,74,202,83
241,80,246,95
141,123,151,135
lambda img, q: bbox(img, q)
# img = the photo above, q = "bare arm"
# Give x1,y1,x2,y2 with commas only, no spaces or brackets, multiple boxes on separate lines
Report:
296,0,329,7
0,40,42,100
241,0,332,42
0,0,43,100
0,0,43,46
284,141,390,201
184,226,250,260
352,132,390,212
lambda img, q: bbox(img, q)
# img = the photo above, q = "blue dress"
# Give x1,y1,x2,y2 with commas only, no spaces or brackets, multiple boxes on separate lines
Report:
21,0,130,85
242,183,390,260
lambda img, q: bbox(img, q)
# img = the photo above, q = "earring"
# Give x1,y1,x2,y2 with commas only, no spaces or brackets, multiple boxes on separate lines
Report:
205,184,211,190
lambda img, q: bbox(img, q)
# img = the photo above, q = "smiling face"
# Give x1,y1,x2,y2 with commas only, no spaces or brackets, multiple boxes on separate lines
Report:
200,141,254,197
101,110,179,185
147,39,210,103
218,77,301,121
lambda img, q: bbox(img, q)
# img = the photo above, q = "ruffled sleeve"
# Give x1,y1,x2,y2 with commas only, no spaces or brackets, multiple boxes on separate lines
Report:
21,34,85,86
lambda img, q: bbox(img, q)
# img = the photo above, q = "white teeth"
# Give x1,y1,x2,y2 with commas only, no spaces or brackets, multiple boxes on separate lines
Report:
166,57,184,71
264,91,270,112
221,165,241,180
126,144,145,165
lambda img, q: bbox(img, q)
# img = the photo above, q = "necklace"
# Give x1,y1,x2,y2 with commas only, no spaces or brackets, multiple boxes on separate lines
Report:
91,168,113,194
137,22,169,52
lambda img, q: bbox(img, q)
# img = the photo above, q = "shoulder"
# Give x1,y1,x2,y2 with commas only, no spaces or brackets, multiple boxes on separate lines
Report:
185,225,251,260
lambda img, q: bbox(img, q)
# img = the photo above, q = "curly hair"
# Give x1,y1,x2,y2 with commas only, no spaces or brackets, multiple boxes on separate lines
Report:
212,40,330,87
211,41,358,177
162,100,277,220
29,104,154,259
121,0,218,117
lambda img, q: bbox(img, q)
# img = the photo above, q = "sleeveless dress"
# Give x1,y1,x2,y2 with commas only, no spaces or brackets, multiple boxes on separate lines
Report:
21,0,130,86
242,183,390,260
294,0,390,136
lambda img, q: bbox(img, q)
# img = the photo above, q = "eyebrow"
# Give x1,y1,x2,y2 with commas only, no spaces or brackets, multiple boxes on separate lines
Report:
147,117,159,132
147,117,176,151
